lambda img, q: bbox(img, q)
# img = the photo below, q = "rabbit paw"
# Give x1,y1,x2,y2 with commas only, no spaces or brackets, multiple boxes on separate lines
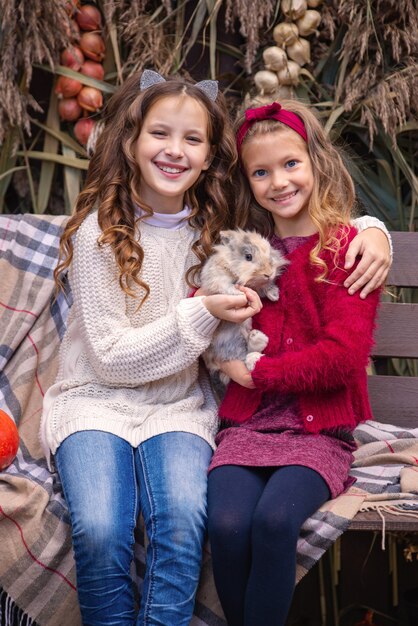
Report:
265,284,279,301
219,371,231,386
247,329,269,352
245,351,263,371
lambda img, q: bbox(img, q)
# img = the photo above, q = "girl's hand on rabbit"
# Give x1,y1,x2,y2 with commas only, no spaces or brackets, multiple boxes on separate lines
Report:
203,286,262,323
218,359,256,389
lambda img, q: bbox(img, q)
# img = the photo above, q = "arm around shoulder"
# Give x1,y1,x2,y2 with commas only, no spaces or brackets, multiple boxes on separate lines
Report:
345,215,392,297
352,215,393,258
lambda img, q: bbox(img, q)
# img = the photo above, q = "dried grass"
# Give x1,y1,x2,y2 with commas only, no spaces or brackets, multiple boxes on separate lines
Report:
116,0,175,78
115,0,280,78
0,0,74,142
333,0,418,145
225,0,278,72
2,0,416,151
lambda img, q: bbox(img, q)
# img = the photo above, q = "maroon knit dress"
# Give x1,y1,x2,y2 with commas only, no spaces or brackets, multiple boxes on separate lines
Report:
208,235,357,499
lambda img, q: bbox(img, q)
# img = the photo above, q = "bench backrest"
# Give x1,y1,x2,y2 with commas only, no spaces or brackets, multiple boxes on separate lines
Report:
368,232,418,428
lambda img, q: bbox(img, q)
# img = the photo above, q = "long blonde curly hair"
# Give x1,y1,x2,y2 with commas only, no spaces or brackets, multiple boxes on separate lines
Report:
55,73,237,303
234,99,357,280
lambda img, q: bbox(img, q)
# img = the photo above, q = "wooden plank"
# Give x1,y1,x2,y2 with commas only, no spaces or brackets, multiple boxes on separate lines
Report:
349,510,418,531
373,302,418,357
352,233,418,532
388,232,418,286
368,376,418,427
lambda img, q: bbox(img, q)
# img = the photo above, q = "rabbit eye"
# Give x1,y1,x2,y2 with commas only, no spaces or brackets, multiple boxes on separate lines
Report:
245,253,253,261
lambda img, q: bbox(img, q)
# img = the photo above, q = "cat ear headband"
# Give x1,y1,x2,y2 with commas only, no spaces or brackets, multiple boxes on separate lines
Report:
139,69,219,102
236,102,307,153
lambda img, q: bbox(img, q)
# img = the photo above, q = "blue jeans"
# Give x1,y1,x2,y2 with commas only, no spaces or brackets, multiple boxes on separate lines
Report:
56,431,212,626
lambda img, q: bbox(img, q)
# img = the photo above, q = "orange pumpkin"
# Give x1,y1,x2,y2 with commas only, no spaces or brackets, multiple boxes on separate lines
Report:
0,409,19,470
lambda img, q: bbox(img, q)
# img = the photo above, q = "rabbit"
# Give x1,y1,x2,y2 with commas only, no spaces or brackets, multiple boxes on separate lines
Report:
200,229,288,385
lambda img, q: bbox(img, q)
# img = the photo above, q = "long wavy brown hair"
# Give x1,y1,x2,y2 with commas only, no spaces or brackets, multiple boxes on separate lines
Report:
234,99,356,281
55,73,237,303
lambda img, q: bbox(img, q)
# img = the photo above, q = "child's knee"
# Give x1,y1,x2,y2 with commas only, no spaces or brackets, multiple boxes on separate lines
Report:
71,514,134,574
209,509,251,546
252,507,298,546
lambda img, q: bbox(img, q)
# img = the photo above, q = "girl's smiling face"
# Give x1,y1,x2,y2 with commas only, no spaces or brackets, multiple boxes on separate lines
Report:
135,94,212,214
242,127,316,238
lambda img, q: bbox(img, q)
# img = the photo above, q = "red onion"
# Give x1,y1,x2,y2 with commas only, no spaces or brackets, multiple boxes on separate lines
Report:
58,98,82,121
60,46,85,71
74,118,96,145
80,60,104,81
76,4,102,31
77,86,103,112
79,32,105,62
55,75,83,99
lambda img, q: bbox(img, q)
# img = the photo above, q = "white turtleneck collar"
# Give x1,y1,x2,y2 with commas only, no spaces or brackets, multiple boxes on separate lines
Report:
135,205,192,230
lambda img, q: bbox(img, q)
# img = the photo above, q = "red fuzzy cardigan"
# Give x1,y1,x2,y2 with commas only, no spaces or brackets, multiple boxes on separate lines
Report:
219,227,381,432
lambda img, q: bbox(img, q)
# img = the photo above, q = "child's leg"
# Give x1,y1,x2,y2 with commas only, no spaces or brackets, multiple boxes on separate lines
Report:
135,432,213,626
55,431,139,626
246,465,330,626
207,465,269,626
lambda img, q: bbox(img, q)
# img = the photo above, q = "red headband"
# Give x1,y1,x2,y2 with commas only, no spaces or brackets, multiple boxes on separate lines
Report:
236,102,307,154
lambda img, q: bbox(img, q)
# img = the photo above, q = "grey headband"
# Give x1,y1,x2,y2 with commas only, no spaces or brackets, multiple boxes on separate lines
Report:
139,69,219,102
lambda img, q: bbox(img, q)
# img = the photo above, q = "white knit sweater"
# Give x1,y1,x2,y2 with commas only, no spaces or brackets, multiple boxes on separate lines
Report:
41,211,220,466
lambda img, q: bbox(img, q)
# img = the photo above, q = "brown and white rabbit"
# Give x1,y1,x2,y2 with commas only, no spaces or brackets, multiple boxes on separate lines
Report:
200,229,288,384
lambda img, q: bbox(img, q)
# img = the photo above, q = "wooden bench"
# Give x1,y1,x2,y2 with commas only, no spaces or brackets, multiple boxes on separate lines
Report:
350,231,418,532
311,232,418,626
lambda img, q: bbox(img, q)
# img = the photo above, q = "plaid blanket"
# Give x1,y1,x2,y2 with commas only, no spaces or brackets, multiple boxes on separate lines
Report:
349,419,418,546
293,420,418,584
1,214,417,626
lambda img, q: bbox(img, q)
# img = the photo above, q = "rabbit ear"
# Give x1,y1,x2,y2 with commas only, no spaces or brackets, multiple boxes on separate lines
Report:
219,230,234,244
242,232,252,245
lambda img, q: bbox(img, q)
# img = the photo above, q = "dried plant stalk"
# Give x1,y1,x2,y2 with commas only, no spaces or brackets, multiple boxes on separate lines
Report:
117,0,176,78
225,0,278,72
0,0,74,142
333,0,418,145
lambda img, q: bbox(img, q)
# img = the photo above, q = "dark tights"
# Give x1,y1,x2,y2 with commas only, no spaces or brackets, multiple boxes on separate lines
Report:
207,465,330,626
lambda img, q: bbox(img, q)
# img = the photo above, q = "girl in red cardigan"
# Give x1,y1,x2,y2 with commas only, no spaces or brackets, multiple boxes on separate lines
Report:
207,101,381,626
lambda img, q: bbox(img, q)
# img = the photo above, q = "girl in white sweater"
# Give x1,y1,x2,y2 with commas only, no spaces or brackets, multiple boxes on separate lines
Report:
41,70,391,626
41,70,263,626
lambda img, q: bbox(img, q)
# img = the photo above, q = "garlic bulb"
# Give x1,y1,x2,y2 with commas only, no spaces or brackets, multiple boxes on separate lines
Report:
273,22,299,48
263,46,288,71
277,60,301,86
307,0,323,6
280,0,307,21
296,10,321,36
254,70,279,95
286,38,311,66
